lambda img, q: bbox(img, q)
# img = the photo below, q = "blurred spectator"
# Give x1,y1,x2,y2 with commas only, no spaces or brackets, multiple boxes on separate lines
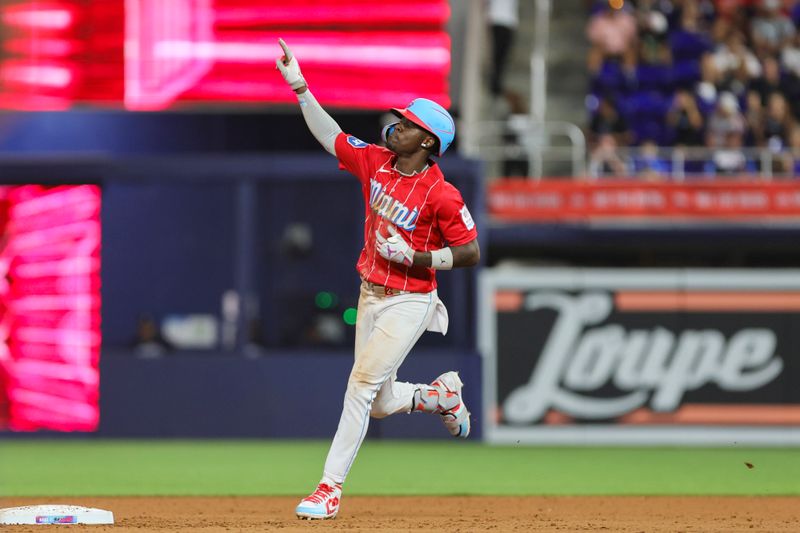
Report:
667,89,705,145
793,0,800,27
633,139,671,179
486,0,526,175
763,92,795,173
706,92,746,147
501,102,532,178
708,17,732,57
710,30,762,95
637,2,672,65
133,314,171,358
587,3,638,75
750,0,795,57
779,32,800,117
676,0,706,34
487,0,520,103
696,53,721,111
696,0,717,26
710,131,750,174
589,133,627,176
589,96,633,147
763,92,793,151
789,125,800,175
715,0,751,27
750,56,788,104
780,31,800,77
744,90,766,146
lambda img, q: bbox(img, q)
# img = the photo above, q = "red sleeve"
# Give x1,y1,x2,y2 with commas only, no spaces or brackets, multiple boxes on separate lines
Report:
334,132,389,185
437,182,478,247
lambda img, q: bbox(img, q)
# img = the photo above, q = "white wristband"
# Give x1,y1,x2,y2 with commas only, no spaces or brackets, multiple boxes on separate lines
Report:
430,247,454,270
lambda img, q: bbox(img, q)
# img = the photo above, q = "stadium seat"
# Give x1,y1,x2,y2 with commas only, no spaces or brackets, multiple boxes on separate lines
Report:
669,30,712,61
592,60,628,94
672,59,701,87
635,64,674,92
632,121,666,145
627,91,671,119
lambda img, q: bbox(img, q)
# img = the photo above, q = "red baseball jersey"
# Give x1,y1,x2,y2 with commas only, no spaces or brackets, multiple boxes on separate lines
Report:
335,132,478,293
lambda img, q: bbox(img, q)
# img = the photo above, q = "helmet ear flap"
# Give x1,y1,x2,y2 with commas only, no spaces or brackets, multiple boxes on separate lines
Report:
381,122,399,143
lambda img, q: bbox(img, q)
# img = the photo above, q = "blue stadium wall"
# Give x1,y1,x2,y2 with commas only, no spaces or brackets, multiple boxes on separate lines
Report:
0,149,485,439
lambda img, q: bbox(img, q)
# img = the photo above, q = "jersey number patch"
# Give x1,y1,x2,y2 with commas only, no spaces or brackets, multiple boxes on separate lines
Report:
460,206,475,230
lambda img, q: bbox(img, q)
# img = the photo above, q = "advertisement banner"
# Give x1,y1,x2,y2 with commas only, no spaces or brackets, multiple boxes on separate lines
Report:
0,185,102,432
487,181,800,222
479,268,800,444
0,0,450,110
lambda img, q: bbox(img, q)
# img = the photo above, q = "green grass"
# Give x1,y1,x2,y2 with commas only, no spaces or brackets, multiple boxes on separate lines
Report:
1,440,798,496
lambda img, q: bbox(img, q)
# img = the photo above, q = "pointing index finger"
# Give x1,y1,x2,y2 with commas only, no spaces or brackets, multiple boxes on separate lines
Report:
278,38,292,62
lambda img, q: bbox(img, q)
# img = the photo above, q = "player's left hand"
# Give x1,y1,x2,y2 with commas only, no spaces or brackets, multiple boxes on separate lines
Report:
375,226,415,267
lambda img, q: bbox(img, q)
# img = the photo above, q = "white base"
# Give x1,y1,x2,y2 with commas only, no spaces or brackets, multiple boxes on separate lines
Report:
0,505,114,525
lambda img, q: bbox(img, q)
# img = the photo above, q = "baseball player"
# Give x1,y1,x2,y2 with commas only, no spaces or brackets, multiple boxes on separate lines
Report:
276,39,480,520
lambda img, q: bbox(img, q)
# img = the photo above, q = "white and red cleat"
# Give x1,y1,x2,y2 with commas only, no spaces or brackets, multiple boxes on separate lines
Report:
431,371,471,438
295,482,342,520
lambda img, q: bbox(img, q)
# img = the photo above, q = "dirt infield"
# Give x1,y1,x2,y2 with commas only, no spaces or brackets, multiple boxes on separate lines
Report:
2,496,799,531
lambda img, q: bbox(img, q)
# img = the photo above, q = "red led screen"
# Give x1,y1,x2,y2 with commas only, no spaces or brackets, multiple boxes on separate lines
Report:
0,185,101,431
0,0,451,110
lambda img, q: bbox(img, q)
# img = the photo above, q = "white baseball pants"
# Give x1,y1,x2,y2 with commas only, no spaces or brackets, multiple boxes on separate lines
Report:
322,281,448,484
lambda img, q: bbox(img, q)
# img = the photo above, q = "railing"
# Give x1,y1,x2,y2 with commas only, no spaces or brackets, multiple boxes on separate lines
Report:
474,119,587,179
588,146,799,180
473,117,799,180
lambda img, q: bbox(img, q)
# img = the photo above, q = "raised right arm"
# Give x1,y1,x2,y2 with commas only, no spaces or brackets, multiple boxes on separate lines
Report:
276,38,341,156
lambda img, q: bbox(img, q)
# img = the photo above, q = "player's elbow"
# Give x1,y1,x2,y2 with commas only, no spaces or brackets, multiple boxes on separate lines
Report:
455,240,480,268
465,245,480,267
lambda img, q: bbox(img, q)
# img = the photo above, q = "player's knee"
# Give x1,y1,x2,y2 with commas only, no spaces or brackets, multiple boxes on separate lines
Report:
349,367,383,389
345,375,377,402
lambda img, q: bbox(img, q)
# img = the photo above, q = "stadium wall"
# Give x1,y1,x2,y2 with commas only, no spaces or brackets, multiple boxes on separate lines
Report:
0,154,484,437
98,349,482,439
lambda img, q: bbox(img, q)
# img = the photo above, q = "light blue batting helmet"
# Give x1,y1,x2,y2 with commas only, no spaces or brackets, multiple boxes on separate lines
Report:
390,98,455,156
